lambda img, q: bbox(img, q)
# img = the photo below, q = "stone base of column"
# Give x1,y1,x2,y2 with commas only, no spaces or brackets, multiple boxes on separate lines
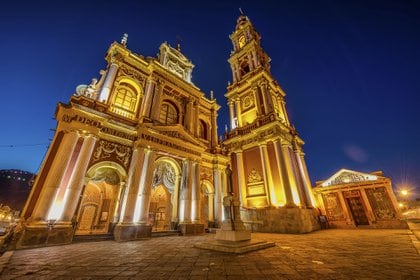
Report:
178,223,204,235
113,223,152,241
215,229,251,242
15,223,74,249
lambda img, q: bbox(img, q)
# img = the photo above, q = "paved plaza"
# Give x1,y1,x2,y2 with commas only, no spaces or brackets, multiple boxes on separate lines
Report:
0,229,419,280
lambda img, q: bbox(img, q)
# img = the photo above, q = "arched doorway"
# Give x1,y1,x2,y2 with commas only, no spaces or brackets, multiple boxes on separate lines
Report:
74,163,126,235
149,158,181,231
200,180,215,229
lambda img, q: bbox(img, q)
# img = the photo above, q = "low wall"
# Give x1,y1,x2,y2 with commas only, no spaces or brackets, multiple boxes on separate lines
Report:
241,207,320,233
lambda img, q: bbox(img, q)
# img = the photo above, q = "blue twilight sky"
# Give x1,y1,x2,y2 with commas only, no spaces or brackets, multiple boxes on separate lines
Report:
0,0,419,196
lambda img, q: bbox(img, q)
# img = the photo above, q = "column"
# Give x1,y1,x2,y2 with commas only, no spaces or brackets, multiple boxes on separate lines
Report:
98,63,118,102
191,162,200,223
337,191,352,224
273,140,295,207
179,160,192,223
151,82,164,121
120,147,146,223
252,50,258,68
360,188,375,223
208,193,215,222
280,99,290,125
30,131,80,223
185,99,194,133
228,101,235,130
253,87,262,116
136,150,157,224
213,168,223,223
113,181,126,223
194,101,199,137
235,152,247,207
140,77,155,118
171,174,181,223
259,144,274,205
60,134,97,223
211,109,218,148
235,98,242,127
281,142,301,204
296,151,315,207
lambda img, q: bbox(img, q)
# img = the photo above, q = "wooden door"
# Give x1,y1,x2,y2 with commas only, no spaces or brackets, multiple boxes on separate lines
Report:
347,197,369,225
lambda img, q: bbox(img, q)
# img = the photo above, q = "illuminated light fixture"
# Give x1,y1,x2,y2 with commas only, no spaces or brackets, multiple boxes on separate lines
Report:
401,190,408,196
398,203,404,208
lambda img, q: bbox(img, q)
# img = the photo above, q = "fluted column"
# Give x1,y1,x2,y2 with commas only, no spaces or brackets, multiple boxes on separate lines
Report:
208,193,215,222
259,144,275,205
185,99,194,133
235,98,242,127
113,181,126,223
280,99,290,125
337,191,352,224
140,77,155,118
60,135,97,223
213,168,223,223
253,87,262,116
211,109,218,148
151,82,164,121
273,140,295,207
295,151,314,207
191,162,200,223
179,160,192,223
235,152,247,207
120,147,146,223
360,188,375,223
30,131,80,224
136,150,156,224
98,63,118,103
228,101,235,130
193,101,199,137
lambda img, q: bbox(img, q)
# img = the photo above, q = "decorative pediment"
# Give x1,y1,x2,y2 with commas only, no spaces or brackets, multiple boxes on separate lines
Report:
158,42,194,83
321,169,378,187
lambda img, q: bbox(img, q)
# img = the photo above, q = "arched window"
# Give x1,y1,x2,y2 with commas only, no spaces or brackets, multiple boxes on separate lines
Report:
110,83,138,119
159,102,178,124
198,120,207,140
240,59,250,77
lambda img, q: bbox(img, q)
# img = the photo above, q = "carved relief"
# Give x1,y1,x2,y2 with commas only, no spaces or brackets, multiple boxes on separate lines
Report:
242,94,254,111
200,167,213,182
92,140,132,168
365,187,396,220
322,192,345,221
118,64,146,84
247,168,262,183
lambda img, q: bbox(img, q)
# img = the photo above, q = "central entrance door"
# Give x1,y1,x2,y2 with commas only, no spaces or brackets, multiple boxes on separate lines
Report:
346,196,369,226
149,185,172,231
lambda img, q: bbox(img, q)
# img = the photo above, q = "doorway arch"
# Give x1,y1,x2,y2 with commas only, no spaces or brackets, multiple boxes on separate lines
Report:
149,157,181,231
74,161,126,235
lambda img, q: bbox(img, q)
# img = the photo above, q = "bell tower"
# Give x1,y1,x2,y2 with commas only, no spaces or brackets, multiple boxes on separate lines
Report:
226,15,290,130
224,14,319,233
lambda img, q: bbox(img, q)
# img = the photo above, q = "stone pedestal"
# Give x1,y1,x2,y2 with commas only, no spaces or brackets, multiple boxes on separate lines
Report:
113,223,152,241
195,194,274,253
178,223,204,235
16,223,74,249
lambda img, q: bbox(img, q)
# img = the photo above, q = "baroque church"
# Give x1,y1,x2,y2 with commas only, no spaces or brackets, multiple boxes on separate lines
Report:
15,14,320,248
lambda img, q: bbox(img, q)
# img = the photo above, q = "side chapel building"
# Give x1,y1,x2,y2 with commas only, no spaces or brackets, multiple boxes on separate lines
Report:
16,15,319,248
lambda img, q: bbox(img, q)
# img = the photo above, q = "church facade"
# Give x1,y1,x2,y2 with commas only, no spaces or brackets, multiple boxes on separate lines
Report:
16,15,318,248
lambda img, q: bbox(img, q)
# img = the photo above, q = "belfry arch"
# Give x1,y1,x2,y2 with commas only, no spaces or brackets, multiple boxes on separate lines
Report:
149,157,181,231
74,161,127,236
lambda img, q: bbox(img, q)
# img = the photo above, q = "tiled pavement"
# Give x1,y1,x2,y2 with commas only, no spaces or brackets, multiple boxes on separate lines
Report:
1,229,419,279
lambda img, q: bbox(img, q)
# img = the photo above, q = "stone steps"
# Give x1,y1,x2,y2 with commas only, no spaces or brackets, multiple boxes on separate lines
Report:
72,233,114,243
151,230,181,238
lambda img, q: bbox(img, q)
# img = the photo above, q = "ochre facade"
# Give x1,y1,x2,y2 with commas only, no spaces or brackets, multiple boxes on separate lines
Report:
313,169,407,229
16,15,319,248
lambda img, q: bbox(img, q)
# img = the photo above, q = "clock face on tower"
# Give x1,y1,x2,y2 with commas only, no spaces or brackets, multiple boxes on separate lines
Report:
238,35,246,48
